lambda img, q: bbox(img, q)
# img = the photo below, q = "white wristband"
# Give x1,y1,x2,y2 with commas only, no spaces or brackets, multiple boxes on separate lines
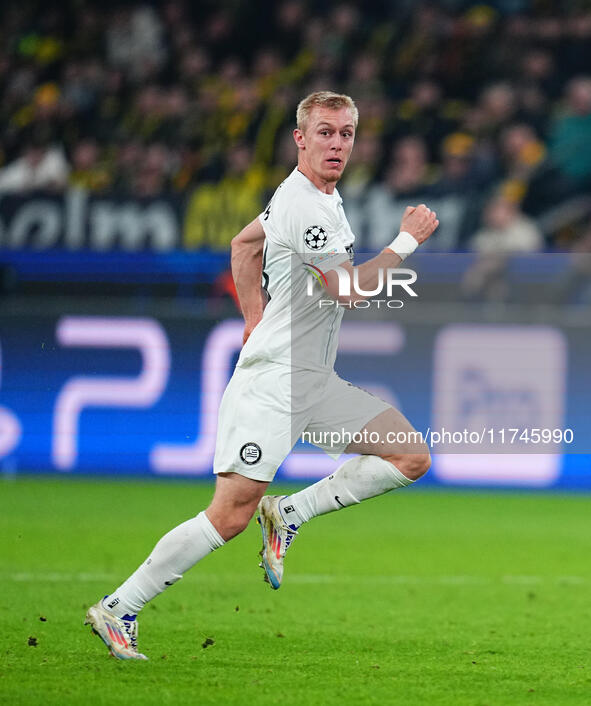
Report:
386,231,419,260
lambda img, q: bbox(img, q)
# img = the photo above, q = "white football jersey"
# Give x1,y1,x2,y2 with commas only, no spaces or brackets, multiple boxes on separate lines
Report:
237,168,355,372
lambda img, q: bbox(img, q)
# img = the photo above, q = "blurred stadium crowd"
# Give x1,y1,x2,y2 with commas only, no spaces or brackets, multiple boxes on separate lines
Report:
0,0,590,252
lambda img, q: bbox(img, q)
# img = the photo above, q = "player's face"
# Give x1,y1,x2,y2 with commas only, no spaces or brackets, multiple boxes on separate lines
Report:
295,107,356,189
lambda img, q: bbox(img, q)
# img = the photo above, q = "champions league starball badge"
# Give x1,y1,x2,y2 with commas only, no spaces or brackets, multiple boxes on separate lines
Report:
304,225,328,250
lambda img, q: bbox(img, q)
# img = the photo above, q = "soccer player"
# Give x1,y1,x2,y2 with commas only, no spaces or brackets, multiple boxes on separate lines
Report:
85,91,439,660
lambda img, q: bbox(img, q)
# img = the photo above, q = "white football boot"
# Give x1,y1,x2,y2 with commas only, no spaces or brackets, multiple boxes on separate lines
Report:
85,600,148,660
257,495,298,590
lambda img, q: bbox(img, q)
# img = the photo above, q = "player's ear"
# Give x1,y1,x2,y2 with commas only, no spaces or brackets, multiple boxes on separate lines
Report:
293,128,305,150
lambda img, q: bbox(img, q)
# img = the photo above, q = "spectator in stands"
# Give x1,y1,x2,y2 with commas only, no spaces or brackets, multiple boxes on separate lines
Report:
273,0,308,61
429,132,496,246
345,52,384,100
392,80,461,156
385,136,434,197
132,143,173,197
469,192,543,254
500,124,546,185
184,142,266,250
498,123,572,218
431,132,477,196
112,139,142,193
69,138,111,192
517,49,559,135
324,4,360,76
0,137,69,192
363,136,436,250
474,83,518,139
105,6,166,81
464,192,544,301
548,76,591,191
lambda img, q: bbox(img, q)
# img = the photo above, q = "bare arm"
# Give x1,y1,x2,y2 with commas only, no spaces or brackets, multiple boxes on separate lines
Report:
324,204,439,302
231,217,267,344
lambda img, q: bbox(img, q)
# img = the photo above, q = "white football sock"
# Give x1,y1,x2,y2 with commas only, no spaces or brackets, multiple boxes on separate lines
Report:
103,511,224,618
280,455,412,527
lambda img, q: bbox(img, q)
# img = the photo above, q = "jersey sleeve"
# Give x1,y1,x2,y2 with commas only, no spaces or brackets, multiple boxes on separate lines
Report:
259,195,350,272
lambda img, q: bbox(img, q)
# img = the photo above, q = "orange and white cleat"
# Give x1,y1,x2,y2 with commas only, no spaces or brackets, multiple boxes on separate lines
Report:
85,600,148,660
256,495,298,590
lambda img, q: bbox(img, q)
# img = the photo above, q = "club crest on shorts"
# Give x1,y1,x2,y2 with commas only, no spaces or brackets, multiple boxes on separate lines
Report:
304,225,327,250
240,442,262,465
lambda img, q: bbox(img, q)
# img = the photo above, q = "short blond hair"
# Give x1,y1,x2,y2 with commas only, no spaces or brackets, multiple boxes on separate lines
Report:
296,91,358,132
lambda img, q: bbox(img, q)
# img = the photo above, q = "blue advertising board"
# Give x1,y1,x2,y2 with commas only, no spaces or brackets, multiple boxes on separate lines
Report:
0,310,588,488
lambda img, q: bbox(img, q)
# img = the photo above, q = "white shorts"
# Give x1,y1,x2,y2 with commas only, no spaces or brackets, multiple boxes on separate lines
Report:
213,361,391,482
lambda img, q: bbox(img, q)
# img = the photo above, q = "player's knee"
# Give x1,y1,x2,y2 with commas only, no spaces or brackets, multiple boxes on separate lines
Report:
397,450,431,481
206,502,257,541
234,518,252,536
216,512,252,541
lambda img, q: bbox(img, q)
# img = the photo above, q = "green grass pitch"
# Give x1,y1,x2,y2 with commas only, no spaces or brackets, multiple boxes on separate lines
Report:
1,476,591,706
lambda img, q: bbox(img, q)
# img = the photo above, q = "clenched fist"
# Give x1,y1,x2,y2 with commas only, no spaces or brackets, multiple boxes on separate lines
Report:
400,204,439,245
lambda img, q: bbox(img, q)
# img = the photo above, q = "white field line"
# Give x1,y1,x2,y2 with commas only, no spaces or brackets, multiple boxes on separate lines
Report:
6,572,118,583
2,572,587,585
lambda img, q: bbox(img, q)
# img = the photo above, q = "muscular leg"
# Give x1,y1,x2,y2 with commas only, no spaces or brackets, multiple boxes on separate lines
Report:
345,407,431,480
279,407,430,527
207,472,269,540
104,473,268,618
